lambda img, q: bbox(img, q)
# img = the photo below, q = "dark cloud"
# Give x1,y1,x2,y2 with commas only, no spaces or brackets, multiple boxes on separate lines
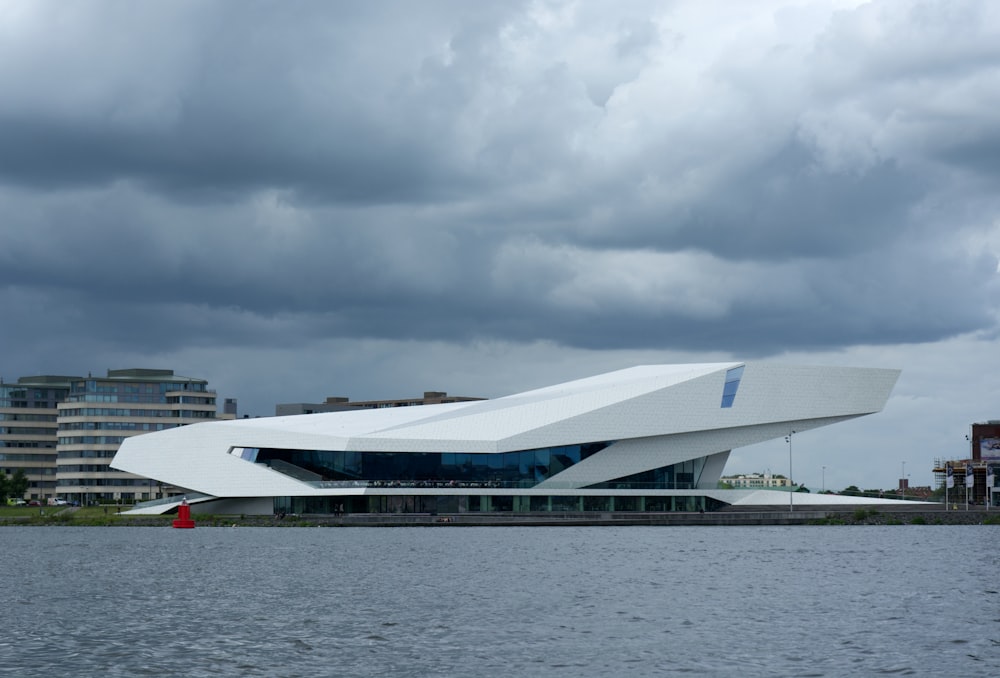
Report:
1,1,999,489
0,1,516,203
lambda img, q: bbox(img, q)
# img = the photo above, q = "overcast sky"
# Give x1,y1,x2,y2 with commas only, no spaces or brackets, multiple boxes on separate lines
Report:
2,0,998,492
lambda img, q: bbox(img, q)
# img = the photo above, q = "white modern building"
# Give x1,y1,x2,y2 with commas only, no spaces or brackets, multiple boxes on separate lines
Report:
112,363,907,516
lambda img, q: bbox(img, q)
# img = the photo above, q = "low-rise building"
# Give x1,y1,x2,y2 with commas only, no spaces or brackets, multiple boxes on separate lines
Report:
932,459,998,506
932,420,1000,507
721,472,795,489
276,391,485,416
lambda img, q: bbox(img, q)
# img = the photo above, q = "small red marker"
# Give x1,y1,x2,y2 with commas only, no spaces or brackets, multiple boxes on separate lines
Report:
172,497,195,529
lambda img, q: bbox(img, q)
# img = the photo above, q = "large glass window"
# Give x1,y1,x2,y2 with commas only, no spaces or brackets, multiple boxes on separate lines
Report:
250,441,612,488
277,494,728,515
586,456,707,490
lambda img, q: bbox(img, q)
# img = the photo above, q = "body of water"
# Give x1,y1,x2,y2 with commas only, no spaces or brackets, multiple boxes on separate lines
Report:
1,525,997,676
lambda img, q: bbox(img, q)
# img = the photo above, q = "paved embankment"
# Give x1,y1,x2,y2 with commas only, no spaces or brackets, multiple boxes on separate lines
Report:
276,506,996,527
4,506,996,527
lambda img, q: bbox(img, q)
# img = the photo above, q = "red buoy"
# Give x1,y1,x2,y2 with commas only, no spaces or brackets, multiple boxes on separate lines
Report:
172,498,195,529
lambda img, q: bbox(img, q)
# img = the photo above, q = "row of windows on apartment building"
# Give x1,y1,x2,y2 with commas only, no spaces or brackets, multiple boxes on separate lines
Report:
0,371,222,499
2,450,128,459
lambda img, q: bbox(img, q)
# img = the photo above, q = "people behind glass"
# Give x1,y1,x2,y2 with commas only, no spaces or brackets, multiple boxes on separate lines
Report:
366,479,504,489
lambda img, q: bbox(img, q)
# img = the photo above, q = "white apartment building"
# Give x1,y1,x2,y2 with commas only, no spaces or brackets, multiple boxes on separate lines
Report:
54,369,229,504
722,472,795,489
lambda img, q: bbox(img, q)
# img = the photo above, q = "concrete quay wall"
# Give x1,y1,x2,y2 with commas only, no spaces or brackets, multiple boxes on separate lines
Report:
285,506,995,527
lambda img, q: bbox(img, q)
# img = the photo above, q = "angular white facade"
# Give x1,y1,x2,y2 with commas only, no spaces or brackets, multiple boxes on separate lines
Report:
112,363,902,515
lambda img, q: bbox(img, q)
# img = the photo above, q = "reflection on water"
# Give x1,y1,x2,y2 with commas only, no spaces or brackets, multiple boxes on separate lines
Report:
1,526,997,677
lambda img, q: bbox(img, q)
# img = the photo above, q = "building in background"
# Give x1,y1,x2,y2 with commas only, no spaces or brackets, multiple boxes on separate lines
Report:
0,375,79,501
276,391,485,416
970,421,1000,462
933,419,1000,507
55,369,231,505
720,472,795,490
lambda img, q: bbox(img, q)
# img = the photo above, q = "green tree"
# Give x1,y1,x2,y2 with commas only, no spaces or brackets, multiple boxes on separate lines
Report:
0,471,8,504
795,485,811,493
9,469,29,499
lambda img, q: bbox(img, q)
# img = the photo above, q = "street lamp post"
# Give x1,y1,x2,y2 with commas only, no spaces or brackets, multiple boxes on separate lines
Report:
822,466,826,493
785,430,796,512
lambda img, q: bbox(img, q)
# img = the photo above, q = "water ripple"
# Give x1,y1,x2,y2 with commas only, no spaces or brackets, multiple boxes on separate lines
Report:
1,525,997,676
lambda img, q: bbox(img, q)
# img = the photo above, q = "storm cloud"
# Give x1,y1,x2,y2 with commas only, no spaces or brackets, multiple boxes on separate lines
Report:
2,0,998,489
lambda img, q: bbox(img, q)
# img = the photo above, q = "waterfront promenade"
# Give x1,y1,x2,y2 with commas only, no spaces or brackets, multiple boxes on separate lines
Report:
283,505,996,527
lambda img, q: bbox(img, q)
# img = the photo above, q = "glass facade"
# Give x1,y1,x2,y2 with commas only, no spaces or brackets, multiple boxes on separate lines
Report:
67,377,209,403
239,444,708,491
586,457,706,490
244,442,612,487
59,407,206,418
275,494,728,515
0,385,69,409
0,453,56,462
